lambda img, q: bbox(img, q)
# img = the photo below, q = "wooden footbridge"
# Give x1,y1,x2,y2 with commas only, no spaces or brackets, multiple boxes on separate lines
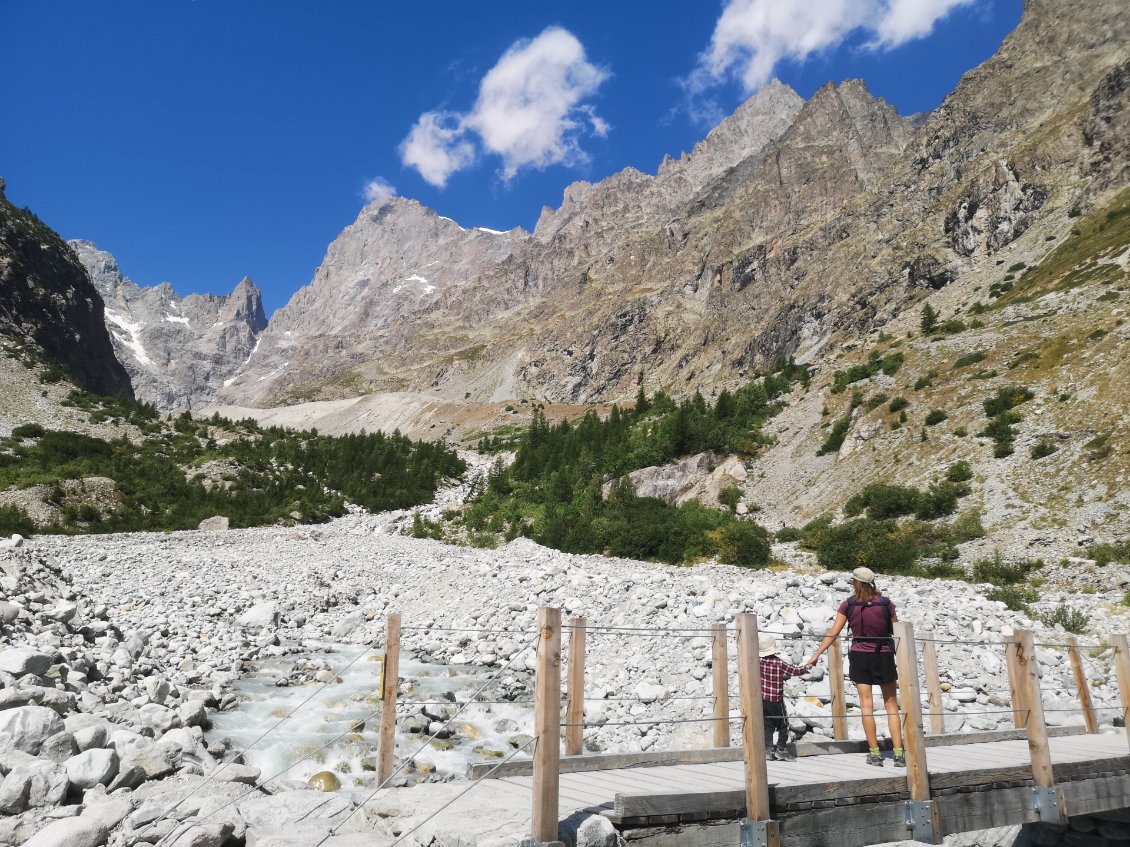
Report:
368,608,1130,847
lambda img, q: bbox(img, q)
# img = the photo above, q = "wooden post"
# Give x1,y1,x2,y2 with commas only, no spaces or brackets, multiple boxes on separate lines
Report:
828,635,848,741
532,607,562,844
565,617,586,757
712,623,730,748
1111,634,1130,748
1005,635,1027,729
376,612,401,785
1066,636,1097,734
893,622,930,802
1016,629,1054,787
920,630,945,735
735,614,773,829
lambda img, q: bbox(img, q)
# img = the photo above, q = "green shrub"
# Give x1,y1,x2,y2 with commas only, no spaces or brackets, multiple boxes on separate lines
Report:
987,585,1038,612
830,353,904,393
718,485,742,513
983,386,1035,417
10,423,46,439
888,397,909,413
1030,439,1058,459
924,409,947,426
913,371,937,391
864,392,889,411
1038,604,1088,634
817,417,850,456
954,426,968,437
979,411,1022,458
954,351,987,368
815,518,919,574
775,526,801,543
714,521,771,567
0,504,35,537
924,561,965,580
945,461,973,483
913,481,967,520
949,509,986,542
844,484,920,520
935,319,968,335
972,551,1040,585
1087,541,1130,566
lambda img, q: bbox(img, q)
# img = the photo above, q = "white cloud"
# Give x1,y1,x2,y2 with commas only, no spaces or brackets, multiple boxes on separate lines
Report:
398,27,609,187
872,0,977,49
398,111,476,189
695,0,978,94
362,177,397,207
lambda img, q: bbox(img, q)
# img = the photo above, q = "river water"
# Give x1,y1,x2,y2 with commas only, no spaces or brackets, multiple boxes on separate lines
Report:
206,642,535,790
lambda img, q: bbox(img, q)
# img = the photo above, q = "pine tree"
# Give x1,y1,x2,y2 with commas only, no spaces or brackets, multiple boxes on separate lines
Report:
920,302,938,334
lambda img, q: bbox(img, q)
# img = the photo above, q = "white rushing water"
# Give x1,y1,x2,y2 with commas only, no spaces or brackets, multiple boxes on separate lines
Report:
207,643,535,790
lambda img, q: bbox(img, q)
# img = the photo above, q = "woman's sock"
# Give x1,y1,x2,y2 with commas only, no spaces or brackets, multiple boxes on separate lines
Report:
893,747,904,757
869,747,880,756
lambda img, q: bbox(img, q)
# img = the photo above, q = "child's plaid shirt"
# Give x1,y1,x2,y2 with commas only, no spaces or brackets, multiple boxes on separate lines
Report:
759,654,807,702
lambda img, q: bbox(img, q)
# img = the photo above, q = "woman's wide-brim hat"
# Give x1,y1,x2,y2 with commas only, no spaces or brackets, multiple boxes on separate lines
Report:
758,634,779,657
852,566,876,585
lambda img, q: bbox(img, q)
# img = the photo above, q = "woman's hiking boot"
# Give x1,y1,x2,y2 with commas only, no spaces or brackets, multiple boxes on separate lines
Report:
775,745,796,762
893,752,907,767
865,751,885,767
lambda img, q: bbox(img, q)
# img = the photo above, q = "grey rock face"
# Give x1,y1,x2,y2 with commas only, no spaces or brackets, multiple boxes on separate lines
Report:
0,187,133,400
70,240,266,411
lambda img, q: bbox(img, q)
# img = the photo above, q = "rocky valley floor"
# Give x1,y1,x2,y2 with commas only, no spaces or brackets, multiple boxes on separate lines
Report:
0,514,1129,846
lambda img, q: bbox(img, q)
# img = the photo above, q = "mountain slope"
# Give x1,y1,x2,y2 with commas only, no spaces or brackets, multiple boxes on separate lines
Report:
0,181,133,400
222,0,1127,412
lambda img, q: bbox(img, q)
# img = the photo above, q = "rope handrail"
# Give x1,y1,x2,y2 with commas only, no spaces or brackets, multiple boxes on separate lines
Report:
400,625,538,635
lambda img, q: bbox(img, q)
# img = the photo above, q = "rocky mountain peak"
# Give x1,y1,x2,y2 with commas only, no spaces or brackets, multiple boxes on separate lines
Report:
70,240,267,410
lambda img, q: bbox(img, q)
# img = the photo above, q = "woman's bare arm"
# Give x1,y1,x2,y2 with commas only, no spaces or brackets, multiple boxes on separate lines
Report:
807,612,848,667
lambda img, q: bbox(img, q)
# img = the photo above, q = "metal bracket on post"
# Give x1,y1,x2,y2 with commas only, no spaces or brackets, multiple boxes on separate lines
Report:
905,800,938,844
738,818,771,847
1032,786,1066,824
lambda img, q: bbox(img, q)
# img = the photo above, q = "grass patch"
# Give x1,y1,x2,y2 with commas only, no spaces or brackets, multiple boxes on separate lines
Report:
953,351,987,369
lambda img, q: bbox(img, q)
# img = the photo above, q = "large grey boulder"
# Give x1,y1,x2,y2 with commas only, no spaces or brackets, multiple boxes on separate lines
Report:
65,748,119,789
198,516,230,532
237,791,352,829
559,812,619,847
0,602,20,625
139,703,181,733
236,601,278,629
163,822,235,847
0,648,54,677
22,816,108,847
0,759,69,812
0,706,66,754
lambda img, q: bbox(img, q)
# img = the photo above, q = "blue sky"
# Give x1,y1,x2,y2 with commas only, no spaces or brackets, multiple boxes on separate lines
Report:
1,1,1021,315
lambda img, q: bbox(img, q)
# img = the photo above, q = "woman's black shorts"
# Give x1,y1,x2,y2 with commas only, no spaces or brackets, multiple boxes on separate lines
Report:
848,651,898,685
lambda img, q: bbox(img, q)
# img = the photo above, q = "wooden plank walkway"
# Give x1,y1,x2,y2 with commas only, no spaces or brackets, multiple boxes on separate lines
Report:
450,733,1128,846
493,733,1119,818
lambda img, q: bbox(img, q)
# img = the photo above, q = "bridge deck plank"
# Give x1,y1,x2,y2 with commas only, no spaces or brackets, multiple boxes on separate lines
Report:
475,732,1127,844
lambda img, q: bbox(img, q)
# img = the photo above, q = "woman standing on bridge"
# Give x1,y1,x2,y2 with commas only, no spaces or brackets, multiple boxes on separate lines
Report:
806,566,905,768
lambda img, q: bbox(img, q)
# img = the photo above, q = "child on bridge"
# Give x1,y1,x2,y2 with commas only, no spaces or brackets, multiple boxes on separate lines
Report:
759,633,807,761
